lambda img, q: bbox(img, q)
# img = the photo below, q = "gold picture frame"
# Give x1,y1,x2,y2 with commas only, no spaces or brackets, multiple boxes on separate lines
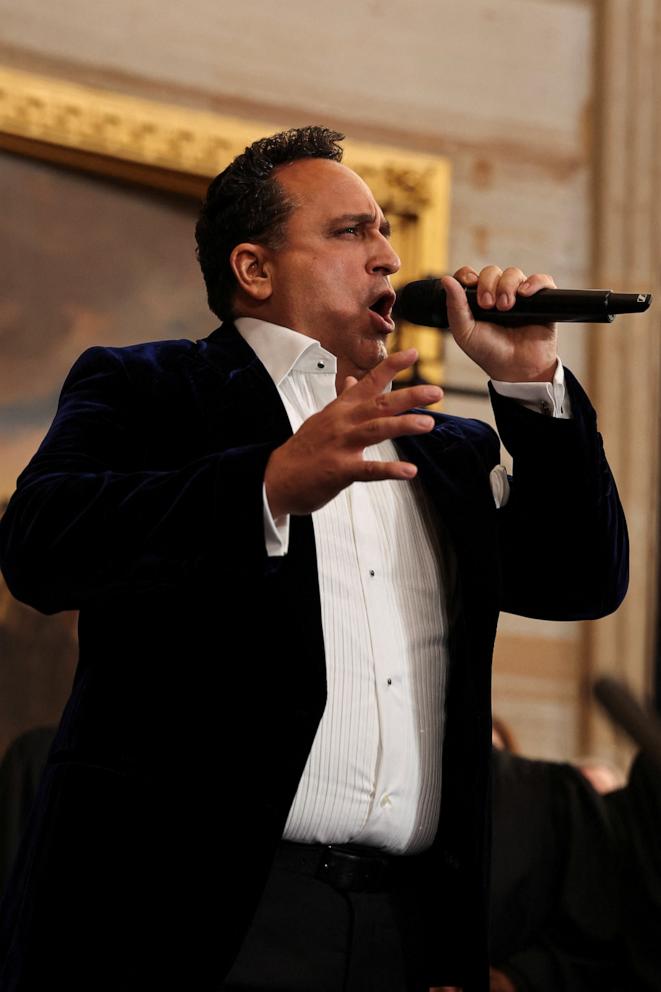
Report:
0,66,450,265
0,64,451,378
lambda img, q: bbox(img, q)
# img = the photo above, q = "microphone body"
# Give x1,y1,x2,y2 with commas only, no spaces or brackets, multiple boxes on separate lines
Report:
393,280,652,329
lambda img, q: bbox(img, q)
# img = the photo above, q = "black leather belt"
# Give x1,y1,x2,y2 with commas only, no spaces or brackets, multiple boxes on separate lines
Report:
277,841,402,894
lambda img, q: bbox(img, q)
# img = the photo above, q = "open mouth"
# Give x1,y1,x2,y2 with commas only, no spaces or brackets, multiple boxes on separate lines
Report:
368,290,396,329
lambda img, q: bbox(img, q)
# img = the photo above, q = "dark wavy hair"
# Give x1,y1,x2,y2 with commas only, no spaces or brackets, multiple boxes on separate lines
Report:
195,126,345,321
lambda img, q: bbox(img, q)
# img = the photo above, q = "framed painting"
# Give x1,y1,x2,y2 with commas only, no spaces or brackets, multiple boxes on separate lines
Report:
0,65,451,754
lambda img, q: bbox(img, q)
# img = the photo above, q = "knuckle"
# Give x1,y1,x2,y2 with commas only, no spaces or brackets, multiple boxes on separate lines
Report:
502,266,524,280
327,455,345,481
538,272,556,286
365,419,386,442
362,460,381,480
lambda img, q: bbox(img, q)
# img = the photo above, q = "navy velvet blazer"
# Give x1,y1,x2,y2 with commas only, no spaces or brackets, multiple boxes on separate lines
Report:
0,323,628,991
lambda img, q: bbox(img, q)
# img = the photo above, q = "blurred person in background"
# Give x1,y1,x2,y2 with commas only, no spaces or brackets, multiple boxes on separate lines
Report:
488,720,661,990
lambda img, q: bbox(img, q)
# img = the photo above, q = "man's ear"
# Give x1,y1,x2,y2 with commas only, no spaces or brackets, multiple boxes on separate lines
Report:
230,243,273,305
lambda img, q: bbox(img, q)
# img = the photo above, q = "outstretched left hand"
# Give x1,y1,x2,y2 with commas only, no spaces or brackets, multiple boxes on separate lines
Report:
443,265,558,383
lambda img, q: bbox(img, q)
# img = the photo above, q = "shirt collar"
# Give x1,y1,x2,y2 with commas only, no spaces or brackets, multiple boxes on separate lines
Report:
234,316,337,388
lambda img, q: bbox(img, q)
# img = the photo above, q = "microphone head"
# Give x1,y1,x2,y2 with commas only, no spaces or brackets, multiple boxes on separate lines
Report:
608,292,652,315
393,278,448,328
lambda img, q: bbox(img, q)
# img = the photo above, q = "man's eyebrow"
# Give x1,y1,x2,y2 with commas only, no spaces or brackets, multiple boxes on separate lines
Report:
327,213,392,237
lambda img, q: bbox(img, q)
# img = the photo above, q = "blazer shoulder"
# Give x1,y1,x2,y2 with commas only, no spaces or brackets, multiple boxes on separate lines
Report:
429,410,501,459
65,337,204,384
60,335,232,418
64,324,257,396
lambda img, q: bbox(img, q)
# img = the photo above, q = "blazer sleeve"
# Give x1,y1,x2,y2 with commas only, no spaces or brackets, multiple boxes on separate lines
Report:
490,368,629,620
0,346,276,614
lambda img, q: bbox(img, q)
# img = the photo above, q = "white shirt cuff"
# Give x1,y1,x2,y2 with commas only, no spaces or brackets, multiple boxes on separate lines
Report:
491,359,571,419
263,483,290,556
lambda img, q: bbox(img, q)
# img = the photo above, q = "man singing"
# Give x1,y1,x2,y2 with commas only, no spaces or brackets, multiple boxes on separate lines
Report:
0,126,628,991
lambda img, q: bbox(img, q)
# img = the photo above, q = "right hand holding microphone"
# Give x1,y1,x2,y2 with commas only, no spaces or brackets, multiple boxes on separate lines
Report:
443,266,559,384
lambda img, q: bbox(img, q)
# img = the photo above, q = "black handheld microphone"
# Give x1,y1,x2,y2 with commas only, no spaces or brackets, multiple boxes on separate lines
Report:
393,279,652,328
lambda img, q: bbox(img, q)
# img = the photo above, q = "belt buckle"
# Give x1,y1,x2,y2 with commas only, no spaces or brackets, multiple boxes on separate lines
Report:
316,845,389,893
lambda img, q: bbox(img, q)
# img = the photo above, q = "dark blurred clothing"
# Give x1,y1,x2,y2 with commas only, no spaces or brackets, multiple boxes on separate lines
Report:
606,753,661,992
0,727,55,899
490,748,620,990
489,748,661,992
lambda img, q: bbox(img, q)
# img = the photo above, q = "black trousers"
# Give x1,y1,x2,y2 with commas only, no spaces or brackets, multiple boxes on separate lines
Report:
221,845,429,992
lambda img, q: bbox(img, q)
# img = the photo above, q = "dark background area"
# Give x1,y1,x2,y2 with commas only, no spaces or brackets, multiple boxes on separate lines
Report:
0,151,213,756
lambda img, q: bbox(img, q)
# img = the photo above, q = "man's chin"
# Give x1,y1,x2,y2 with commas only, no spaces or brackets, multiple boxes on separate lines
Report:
367,338,389,364
350,348,389,383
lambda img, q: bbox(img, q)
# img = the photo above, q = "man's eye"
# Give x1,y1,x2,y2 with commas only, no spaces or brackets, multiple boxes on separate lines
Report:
337,226,359,236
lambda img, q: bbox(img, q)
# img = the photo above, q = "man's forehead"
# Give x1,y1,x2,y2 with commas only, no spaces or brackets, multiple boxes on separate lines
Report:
276,158,381,217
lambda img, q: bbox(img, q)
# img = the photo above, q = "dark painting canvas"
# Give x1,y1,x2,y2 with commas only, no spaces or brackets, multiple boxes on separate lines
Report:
0,151,214,756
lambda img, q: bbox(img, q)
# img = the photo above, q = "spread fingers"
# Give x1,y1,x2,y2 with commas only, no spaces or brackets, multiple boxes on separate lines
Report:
349,384,442,423
350,412,436,448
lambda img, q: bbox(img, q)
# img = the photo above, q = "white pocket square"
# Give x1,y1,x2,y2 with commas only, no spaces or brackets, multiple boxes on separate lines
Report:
490,464,510,508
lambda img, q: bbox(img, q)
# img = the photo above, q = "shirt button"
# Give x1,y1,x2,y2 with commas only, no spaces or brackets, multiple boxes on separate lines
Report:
540,400,552,416
387,678,392,686
317,361,325,369
369,569,375,577
380,794,392,808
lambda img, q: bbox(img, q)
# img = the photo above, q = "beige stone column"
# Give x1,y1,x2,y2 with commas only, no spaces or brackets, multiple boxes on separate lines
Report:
584,0,661,758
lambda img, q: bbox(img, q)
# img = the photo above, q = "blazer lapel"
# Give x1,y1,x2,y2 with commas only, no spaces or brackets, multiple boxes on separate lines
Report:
397,426,491,537
397,424,500,603
192,321,293,450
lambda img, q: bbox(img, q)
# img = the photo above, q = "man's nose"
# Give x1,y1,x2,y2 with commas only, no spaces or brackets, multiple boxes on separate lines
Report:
369,235,401,276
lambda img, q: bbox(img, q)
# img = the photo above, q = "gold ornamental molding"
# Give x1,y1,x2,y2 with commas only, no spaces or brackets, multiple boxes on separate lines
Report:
0,65,450,386
0,65,450,278
0,68,232,183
